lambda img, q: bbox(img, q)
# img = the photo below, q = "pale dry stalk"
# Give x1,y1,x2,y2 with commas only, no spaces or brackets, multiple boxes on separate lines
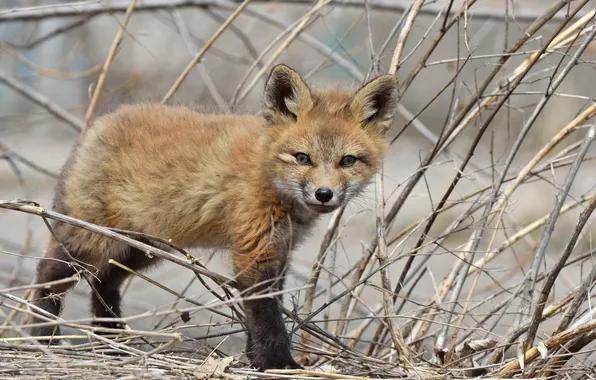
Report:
300,208,344,360
0,0,585,23
229,5,367,108
493,103,596,215
394,17,567,347
83,0,137,131
108,259,236,322
523,125,596,349
0,42,101,79
438,12,596,356
468,191,596,277
442,200,510,360
171,8,227,109
0,201,235,288
388,0,425,74
403,1,593,351
374,166,409,362
234,0,330,105
381,1,573,320
161,0,253,103
0,72,83,131
403,190,596,346
438,5,595,153
492,318,596,377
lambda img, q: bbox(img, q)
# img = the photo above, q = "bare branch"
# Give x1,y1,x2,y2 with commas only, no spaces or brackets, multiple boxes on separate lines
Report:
0,72,82,131
83,0,137,131
0,0,583,22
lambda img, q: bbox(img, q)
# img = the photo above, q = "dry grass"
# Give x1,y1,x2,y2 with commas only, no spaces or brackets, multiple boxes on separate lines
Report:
1,0,596,378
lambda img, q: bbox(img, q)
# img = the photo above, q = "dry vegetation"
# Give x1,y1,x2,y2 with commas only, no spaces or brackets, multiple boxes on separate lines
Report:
1,0,596,378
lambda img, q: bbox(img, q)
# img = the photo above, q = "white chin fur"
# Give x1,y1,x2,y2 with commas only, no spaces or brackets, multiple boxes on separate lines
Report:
306,203,339,214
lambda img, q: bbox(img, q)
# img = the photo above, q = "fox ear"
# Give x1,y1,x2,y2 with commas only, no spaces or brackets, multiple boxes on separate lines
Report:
263,64,313,124
350,75,398,132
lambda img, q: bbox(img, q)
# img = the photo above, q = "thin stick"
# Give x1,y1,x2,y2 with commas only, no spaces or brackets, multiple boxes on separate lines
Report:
0,72,82,131
161,0,253,104
0,43,101,80
108,259,237,323
554,254,596,333
10,15,96,49
374,165,408,362
83,0,137,132
0,0,582,23
389,0,425,73
0,276,79,295
234,0,330,105
0,142,58,179
171,8,227,109
0,200,236,288
439,6,595,154
492,319,596,376
300,207,344,358
524,126,596,348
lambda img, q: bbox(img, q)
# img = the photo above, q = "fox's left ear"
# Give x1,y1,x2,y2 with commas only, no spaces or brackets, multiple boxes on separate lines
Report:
263,64,313,124
350,75,398,132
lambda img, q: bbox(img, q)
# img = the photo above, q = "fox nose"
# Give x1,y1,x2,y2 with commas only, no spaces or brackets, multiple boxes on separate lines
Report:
315,188,334,203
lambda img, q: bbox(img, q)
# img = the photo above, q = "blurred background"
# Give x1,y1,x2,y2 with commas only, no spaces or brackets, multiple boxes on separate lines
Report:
1,0,596,368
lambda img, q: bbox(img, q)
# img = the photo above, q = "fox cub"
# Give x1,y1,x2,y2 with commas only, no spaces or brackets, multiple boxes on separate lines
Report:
29,65,397,369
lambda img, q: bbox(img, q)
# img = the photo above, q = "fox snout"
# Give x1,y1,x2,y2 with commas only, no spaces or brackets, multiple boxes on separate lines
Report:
302,182,346,213
315,187,333,203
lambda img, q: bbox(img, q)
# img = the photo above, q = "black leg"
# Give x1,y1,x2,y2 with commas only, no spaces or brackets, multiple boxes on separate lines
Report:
90,275,126,330
236,264,301,370
90,245,157,331
29,239,77,342
244,298,300,370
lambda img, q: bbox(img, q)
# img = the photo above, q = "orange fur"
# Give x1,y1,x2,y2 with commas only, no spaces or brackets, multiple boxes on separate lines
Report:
29,65,398,370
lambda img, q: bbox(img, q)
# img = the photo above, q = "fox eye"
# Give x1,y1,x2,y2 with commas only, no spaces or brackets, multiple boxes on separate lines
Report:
294,152,311,165
340,155,357,168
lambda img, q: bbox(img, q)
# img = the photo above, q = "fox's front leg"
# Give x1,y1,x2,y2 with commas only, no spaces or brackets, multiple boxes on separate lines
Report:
232,237,300,370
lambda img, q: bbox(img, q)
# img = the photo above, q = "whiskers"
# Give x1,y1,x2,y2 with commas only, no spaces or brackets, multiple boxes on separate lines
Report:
271,177,306,205
344,181,376,213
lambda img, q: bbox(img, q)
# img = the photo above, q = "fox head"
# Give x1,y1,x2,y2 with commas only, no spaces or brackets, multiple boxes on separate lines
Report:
262,64,398,214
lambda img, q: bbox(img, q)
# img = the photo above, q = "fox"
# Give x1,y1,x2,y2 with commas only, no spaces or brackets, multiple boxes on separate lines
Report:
27,64,398,370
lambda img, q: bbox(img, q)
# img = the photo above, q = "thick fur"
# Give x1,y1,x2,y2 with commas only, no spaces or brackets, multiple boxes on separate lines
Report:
28,65,398,369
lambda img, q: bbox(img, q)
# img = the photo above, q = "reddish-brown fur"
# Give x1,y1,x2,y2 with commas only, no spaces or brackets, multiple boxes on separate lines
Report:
28,65,398,369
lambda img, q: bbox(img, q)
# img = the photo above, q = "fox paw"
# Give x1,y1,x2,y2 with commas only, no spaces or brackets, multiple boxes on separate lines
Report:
252,355,302,371
247,342,302,370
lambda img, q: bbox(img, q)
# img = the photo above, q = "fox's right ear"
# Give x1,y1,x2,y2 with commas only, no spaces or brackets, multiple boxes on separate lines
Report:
263,64,313,124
